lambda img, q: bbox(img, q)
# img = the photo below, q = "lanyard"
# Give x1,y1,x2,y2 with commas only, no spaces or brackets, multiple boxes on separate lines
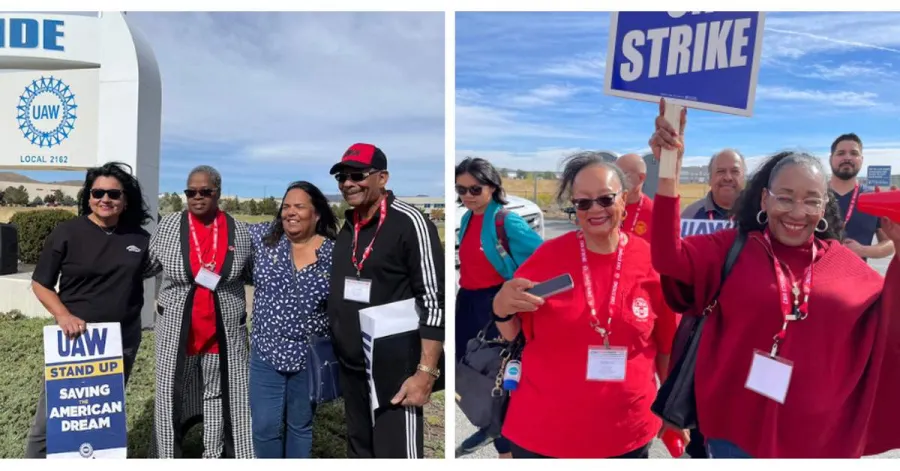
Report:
188,214,218,270
576,230,626,348
629,200,642,233
843,183,860,226
762,230,816,357
707,210,734,222
351,197,388,277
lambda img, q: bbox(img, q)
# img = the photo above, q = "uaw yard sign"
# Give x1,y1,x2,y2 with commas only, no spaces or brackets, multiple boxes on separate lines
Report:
43,323,127,459
605,11,766,116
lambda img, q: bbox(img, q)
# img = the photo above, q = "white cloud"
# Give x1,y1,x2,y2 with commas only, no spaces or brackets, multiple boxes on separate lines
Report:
756,86,879,107
538,55,606,79
455,104,587,145
799,63,894,81
122,12,444,194
764,13,900,60
508,84,581,107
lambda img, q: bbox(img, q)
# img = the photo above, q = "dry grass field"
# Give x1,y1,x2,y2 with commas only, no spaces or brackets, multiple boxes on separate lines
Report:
503,178,711,215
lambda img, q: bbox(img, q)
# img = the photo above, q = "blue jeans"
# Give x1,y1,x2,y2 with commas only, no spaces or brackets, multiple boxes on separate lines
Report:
249,354,315,458
706,439,752,458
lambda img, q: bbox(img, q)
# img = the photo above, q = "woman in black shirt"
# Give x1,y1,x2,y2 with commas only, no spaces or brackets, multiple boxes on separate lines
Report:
24,162,153,458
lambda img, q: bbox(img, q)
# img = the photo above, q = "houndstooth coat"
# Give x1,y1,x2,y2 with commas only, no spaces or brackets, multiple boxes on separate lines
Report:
145,211,254,458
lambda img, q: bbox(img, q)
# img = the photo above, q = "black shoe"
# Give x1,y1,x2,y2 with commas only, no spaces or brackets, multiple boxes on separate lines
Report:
455,428,494,457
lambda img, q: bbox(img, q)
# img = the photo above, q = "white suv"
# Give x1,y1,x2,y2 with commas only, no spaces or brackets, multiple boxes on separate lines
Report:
454,195,544,268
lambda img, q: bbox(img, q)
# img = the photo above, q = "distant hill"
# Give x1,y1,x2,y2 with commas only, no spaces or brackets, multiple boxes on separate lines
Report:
0,172,81,186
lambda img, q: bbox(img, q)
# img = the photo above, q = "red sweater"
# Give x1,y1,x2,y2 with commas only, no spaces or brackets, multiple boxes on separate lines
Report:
502,231,677,458
651,194,900,458
187,210,227,355
622,193,653,242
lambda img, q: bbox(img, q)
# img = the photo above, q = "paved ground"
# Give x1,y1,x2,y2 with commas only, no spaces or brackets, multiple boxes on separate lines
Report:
454,218,898,459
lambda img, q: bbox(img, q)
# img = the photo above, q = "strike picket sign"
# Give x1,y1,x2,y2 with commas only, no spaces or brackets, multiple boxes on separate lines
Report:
605,11,766,117
42,322,127,459
681,218,735,238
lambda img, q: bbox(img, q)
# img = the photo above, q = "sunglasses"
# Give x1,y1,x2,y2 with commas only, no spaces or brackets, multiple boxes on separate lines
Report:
90,189,123,200
455,185,483,196
571,194,618,211
184,188,215,198
334,171,380,184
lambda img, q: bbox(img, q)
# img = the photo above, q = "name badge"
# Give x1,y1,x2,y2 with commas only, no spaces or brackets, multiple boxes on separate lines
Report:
344,277,372,304
586,346,627,382
195,267,221,291
745,349,793,404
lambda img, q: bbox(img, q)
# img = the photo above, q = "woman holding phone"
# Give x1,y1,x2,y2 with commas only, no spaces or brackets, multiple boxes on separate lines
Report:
455,157,543,458
490,153,680,459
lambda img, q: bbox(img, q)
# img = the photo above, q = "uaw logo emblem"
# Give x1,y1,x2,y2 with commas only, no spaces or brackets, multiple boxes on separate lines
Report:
632,297,650,321
16,76,78,149
78,442,94,458
634,221,648,236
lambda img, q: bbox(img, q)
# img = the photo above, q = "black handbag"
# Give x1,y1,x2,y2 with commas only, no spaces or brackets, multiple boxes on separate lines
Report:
455,321,523,437
651,230,747,429
307,334,342,405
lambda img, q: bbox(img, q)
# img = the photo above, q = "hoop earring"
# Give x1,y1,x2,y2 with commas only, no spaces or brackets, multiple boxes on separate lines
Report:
622,209,628,220
816,218,829,233
756,210,768,225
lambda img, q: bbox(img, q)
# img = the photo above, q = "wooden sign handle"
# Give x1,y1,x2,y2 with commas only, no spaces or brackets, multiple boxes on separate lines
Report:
659,102,684,179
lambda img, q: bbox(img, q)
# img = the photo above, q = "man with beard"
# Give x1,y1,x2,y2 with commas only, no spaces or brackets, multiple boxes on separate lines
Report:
327,143,445,458
682,149,746,221
828,133,894,261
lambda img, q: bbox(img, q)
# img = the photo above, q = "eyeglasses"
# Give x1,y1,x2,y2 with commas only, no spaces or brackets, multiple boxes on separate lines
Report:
455,185,483,196
767,190,826,215
184,188,215,198
335,170,380,184
571,194,618,211
90,189,123,200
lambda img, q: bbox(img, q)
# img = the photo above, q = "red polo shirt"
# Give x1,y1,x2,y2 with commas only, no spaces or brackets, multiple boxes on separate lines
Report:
187,210,227,355
622,193,653,242
459,213,506,290
501,231,676,458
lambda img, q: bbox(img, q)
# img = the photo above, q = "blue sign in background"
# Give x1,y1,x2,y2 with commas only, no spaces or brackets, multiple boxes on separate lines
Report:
867,165,892,187
607,12,763,112
45,361,127,457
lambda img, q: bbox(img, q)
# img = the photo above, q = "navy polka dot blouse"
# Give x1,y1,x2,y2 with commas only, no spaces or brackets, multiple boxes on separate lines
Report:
247,223,334,373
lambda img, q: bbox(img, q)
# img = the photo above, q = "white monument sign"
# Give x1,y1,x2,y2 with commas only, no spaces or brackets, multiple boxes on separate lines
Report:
0,12,162,328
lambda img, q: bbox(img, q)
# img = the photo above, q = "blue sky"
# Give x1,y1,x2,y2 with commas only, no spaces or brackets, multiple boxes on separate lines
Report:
456,12,900,174
19,12,445,198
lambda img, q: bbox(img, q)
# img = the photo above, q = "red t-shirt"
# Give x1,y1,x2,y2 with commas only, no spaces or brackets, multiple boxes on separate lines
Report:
459,213,506,290
187,210,227,355
622,193,653,242
501,231,677,458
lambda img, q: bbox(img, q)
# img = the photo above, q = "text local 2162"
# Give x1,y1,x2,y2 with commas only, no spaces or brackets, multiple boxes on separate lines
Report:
619,13,754,82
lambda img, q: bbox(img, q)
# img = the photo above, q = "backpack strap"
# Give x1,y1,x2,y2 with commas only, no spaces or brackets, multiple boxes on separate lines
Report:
494,208,513,262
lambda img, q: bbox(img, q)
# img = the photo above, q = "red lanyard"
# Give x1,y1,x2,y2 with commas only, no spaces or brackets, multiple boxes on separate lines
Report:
576,230,626,348
762,230,816,357
351,197,388,277
707,210,734,222
629,200,642,233
188,214,218,270
843,183,860,226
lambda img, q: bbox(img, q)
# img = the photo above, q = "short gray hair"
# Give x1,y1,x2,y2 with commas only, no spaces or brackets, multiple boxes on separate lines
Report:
556,151,630,207
708,148,748,178
188,165,222,192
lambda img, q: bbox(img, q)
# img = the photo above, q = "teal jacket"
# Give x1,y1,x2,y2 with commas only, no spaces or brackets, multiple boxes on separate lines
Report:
457,200,544,280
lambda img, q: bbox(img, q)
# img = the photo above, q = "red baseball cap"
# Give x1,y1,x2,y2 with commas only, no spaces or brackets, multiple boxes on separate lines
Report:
329,143,388,175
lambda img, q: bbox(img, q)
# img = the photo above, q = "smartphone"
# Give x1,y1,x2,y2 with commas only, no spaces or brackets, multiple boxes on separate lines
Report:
526,273,574,299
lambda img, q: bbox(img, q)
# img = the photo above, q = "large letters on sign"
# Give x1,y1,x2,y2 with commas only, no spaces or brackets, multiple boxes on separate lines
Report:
43,323,127,459
605,12,766,116
681,218,735,237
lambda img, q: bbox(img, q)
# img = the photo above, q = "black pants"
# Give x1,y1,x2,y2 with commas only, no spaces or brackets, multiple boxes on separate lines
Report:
510,440,652,459
687,428,708,458
24,334,141,458
339,364,424,458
